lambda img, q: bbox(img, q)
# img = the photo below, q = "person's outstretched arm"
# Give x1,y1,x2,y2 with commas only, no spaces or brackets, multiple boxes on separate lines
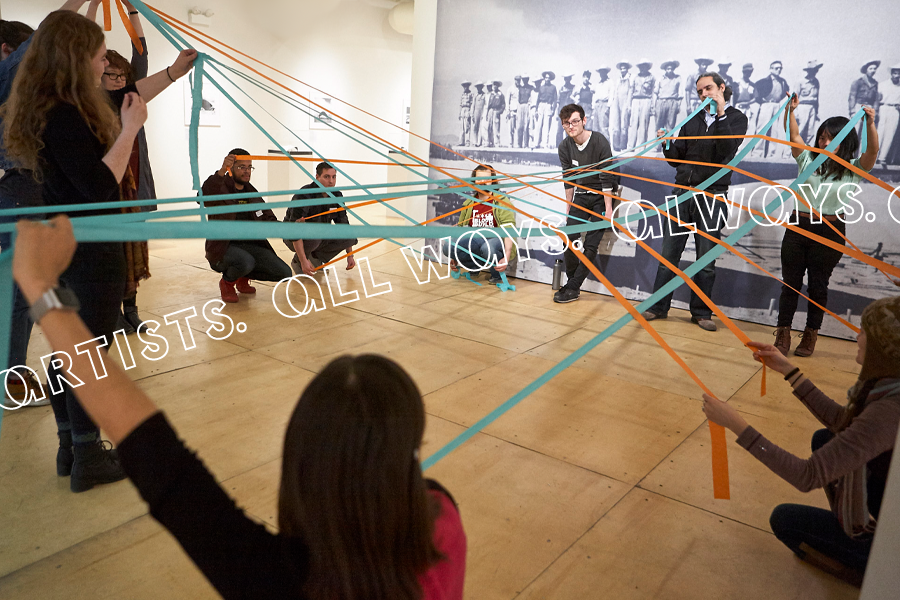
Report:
13,217,158,444
84,0,102,20
134,49,198,102
63,0,94,13
859,106,879,171
786,92,804,158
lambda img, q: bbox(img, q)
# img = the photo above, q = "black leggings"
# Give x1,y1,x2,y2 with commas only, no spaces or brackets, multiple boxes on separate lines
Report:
48,243,126,445
777,217,846,330
769,429,873,572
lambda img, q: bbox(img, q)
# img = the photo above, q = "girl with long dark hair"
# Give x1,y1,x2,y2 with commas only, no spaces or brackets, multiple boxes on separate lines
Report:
11,215,466,599
773,95,879,357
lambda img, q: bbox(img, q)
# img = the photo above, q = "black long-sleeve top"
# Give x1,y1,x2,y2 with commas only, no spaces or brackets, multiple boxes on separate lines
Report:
118,411,467,599
283,181,348,243
39,85,137,216
662,106,748,193
557,131,618,193
119,412,310,598
129,37,157,206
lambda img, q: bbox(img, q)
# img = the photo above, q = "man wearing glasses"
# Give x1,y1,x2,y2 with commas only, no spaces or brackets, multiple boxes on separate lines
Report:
553,104,618,303
201,149,291,303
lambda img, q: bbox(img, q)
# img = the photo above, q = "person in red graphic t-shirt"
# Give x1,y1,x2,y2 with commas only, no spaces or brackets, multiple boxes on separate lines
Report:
443,164,519,284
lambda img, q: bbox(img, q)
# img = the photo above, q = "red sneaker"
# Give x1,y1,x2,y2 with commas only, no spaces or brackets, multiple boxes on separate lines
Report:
219,278,239,303
235,277,256,294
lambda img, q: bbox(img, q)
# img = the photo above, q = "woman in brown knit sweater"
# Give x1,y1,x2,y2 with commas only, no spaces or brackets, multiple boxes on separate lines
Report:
703,295,900,586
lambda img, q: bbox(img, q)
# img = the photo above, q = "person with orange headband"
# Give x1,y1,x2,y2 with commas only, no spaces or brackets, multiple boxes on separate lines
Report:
773,98,878,357
202,150,291,303
703,294,900,587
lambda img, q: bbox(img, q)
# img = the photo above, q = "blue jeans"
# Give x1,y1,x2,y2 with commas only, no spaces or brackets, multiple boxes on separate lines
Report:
648,190,726,319
212,241,291,282
0,170,43,370
443,234,504,275
769,429,873,573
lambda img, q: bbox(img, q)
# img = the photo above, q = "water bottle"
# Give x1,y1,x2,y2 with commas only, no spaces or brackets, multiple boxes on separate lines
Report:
551,259,563,290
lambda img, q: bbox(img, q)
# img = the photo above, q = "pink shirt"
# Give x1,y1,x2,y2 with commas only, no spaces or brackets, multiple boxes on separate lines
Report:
419,490,467,599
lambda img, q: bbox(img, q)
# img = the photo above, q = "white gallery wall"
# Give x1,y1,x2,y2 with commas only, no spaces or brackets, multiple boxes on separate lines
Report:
0,0,414,208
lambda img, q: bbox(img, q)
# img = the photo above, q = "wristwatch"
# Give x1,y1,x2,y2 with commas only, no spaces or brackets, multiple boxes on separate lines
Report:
29,285,80,323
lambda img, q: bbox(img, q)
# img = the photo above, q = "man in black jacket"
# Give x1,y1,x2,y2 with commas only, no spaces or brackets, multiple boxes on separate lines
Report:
641,73,748,331
283,162,357,277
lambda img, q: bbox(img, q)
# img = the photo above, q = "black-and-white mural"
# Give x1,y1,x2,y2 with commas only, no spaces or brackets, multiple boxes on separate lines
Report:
426,0,900,339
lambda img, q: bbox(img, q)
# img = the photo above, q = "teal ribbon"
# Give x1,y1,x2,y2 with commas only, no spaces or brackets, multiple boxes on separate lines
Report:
190,54,206,195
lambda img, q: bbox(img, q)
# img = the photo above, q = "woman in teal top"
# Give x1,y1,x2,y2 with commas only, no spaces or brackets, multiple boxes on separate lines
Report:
444,164,518,284
774,95,878,357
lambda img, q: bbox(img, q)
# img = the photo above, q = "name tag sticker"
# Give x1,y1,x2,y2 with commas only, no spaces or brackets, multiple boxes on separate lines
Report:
572,159,579,166
256,210,264,217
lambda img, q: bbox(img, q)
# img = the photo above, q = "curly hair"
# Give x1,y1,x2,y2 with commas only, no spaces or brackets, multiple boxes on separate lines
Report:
104,49,134,84
1,11,120,174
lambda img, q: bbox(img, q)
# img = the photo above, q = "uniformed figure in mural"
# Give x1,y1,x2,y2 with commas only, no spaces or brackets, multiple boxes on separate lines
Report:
592,66,612,139
850,60,880,138
685,57,714,114
754,60,789,157
515,75,534,148
717,59,734,88
734,63,758,148
610,61,632,151
535,70,558,149
556,74,576,145
458,80,473,146
472,81,486,147
795,60,823,145
877,64,900,165
486,79,506,148
506,75,520,147
575,70,595,133
656,60,682,133
627,59,656,149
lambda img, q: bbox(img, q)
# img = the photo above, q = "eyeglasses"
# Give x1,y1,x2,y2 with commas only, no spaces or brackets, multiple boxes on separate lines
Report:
233,165,255,172
562,118,583,128
103,72,127,81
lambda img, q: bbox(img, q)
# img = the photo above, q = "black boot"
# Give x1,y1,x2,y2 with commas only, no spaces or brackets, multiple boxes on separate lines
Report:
57,430,74,477
116,309,136,335
123,305,148,335
70,439,126,493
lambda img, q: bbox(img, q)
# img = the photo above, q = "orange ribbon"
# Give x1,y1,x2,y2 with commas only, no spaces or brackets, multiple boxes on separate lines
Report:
101,0,112,30
115,0,145,55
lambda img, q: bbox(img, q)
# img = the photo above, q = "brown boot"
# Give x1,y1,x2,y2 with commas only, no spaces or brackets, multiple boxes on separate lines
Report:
794,328,818,357
774,327,792,356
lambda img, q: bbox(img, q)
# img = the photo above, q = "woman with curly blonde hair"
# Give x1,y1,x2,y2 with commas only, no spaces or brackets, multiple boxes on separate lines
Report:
2,9,195,493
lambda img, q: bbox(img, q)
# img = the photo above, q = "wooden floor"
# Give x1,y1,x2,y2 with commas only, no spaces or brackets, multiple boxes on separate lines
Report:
0,225,862,599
